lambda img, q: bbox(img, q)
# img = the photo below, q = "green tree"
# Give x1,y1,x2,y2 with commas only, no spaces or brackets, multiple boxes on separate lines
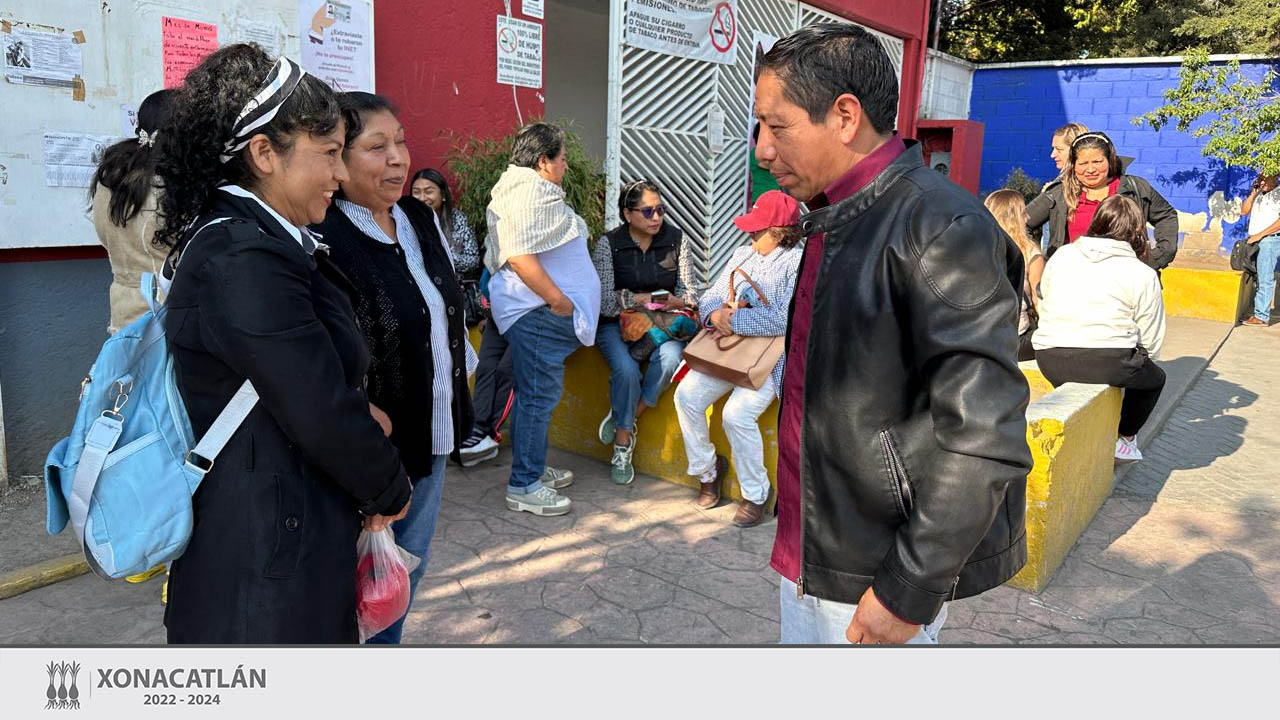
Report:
1135,50,1280,176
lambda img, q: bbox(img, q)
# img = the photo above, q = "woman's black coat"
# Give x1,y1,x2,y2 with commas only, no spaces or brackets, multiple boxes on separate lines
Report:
312,197,474,475
163,190,412,644
1026,173,1180,270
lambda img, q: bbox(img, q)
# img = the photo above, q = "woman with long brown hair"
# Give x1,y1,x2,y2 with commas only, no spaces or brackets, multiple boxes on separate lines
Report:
985,189,1044,361
1032,195,1167,465
1026,131,1178,269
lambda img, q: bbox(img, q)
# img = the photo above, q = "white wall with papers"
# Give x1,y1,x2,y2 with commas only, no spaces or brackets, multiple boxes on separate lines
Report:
0,0,302,249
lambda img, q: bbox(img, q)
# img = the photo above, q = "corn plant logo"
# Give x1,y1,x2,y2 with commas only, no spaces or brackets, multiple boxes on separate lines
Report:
43,661,83,710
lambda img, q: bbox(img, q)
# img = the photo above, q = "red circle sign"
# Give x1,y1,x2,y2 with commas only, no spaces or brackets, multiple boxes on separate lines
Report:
710,2,736,53
498,27,518,54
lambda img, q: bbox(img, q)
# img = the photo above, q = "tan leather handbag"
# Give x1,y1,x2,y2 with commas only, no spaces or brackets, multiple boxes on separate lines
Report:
683,267,784,390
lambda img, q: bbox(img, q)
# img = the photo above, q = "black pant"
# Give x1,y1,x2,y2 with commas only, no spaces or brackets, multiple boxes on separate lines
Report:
1017,330,1036,362
470,318,514,437
1036,346,1166,437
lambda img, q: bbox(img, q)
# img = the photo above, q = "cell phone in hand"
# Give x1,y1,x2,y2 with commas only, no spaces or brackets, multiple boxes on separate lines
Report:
651,290,670,304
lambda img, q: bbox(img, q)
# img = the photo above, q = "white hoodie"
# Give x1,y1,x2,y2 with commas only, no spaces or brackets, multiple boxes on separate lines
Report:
1032,235,1166,359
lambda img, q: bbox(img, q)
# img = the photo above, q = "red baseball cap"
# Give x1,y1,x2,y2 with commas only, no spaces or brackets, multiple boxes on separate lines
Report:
733,190,801,233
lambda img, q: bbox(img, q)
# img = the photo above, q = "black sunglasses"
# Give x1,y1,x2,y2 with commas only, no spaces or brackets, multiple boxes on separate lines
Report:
629,204,666,219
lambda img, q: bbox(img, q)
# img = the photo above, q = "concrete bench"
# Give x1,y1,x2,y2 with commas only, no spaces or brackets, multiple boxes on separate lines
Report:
533,343,1122,592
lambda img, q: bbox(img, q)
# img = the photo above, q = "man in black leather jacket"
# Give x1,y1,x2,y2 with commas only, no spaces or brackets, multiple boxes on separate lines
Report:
755,24,1033,644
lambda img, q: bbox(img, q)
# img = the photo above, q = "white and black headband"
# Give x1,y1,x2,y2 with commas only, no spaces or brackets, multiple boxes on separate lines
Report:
219,56,307,164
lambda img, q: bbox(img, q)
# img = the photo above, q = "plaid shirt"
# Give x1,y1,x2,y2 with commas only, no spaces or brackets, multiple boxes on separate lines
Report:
697,243,804,395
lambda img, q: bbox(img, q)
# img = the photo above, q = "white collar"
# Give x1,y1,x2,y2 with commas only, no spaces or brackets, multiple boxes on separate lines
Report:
218,184,326,252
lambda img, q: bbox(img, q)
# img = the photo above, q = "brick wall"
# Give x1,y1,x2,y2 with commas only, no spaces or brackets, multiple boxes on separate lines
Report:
970,59,1278,267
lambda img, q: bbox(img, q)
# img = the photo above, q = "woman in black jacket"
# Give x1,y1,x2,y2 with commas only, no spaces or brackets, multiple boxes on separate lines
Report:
1026,131,1179,270
154,45,412,644
311,93,474,644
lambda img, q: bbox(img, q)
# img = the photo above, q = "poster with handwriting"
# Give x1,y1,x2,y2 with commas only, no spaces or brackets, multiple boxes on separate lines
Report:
162,17,218,89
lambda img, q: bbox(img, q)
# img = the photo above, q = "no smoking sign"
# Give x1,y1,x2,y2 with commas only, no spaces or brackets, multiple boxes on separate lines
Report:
710,2,736,52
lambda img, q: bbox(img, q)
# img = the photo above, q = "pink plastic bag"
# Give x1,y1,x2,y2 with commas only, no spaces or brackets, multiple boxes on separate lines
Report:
355,528,420,643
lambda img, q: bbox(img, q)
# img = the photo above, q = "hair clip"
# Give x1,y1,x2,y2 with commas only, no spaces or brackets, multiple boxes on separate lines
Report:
137,129,157,147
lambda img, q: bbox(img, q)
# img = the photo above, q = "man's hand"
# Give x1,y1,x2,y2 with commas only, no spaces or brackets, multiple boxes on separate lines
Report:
549,293,574,317
710,308,735,335
846,587,920,645
1248,233,1264,245
364,490,412,532
369,402,392,437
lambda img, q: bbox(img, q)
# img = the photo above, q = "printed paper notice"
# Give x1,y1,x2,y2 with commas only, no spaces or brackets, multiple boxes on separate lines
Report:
496,16,542,89
301,1,375,92
236,19,282,58
523,0,545,20
625,0,738,65
44,132,115,188
708,104,725,154
162,17,218,89
4,27,82,88
122,104,139,137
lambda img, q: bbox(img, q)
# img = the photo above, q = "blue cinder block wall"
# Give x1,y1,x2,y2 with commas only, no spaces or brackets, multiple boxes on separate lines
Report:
971,59,1279,255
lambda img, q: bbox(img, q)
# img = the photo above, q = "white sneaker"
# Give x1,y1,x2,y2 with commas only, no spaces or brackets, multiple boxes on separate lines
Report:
541,466,574,489
1115,436,1143,464
460,435,500,467
506,485,572,516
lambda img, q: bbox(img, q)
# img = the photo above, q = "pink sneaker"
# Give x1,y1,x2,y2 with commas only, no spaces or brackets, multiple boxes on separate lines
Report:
1115,437,1143,464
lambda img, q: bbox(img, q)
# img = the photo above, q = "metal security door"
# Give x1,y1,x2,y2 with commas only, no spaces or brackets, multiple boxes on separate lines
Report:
606,0,906,291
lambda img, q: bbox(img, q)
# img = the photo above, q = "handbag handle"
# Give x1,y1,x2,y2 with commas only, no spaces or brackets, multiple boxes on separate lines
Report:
728,266,769,308
714,333,748,350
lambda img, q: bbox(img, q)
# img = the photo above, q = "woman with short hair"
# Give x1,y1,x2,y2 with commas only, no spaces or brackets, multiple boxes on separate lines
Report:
155,44,412,643
311,92,475,643
1033,195,1167,464
487,122,600,517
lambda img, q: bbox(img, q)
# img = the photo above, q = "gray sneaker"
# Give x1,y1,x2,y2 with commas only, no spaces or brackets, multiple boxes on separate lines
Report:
610,438,636,485
506,485,572,516
541,465,574,489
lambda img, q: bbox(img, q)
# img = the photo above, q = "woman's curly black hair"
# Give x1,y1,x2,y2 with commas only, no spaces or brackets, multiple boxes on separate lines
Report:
90,88,174,231
153,43,341,249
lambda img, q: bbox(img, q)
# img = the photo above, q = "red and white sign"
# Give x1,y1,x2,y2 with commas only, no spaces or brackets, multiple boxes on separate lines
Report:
624,0,738,65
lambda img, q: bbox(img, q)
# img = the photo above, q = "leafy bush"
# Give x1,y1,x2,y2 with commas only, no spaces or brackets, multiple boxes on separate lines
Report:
1003,166,1046,203
444,120,607,248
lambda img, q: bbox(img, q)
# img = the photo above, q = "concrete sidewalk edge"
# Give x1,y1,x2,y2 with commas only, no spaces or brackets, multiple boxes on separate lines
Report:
1112,323,1235,489
0,552,90,600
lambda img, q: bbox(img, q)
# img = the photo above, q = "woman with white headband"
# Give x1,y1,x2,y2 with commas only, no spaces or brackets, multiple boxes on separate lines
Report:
154,44,413,644
1026,131,1180,271
90,88,175,335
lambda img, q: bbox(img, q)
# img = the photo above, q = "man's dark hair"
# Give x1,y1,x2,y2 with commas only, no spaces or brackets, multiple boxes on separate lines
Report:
759,23,898,134
510,122,564,169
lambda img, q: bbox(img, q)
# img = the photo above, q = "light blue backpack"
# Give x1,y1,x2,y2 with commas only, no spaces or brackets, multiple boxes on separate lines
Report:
45,251,259,579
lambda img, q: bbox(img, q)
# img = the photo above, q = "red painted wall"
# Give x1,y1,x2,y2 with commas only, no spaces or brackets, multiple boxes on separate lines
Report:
918,119,986,195
373,0,929,188
374,1,545,188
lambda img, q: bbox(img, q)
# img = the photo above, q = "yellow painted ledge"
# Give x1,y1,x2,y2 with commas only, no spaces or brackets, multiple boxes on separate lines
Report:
1008,382,1122,592
1161,267,1240,323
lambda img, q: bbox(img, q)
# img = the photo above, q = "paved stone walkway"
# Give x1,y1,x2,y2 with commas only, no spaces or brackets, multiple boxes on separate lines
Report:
2,322,1277,645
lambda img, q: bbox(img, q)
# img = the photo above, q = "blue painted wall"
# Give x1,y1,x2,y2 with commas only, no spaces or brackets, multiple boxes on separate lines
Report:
971,60,1278,253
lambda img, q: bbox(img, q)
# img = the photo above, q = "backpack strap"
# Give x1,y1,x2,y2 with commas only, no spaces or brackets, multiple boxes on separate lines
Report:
66,413,125,552
184,380,258,475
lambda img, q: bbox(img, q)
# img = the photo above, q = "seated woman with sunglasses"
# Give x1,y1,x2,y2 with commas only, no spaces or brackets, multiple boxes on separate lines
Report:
591,180,697,485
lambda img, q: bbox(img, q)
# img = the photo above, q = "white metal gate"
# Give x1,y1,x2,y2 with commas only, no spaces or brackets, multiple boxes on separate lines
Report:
605,0,907,290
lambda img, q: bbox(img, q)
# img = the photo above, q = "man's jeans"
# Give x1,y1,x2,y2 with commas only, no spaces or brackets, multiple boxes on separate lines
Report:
673,369,775,504
779,576,947,644
504,306,582,494
366,454,447,644
596,321,685,433
1253,234,1280,322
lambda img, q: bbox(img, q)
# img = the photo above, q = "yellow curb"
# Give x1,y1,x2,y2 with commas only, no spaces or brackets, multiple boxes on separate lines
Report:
0,553,90,600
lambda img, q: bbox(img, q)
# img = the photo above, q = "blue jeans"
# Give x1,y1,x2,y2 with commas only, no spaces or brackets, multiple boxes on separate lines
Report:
778,576,947,644
504,307,583,493
1254,234,1280,322
366,454,447,644
596,320,686,433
